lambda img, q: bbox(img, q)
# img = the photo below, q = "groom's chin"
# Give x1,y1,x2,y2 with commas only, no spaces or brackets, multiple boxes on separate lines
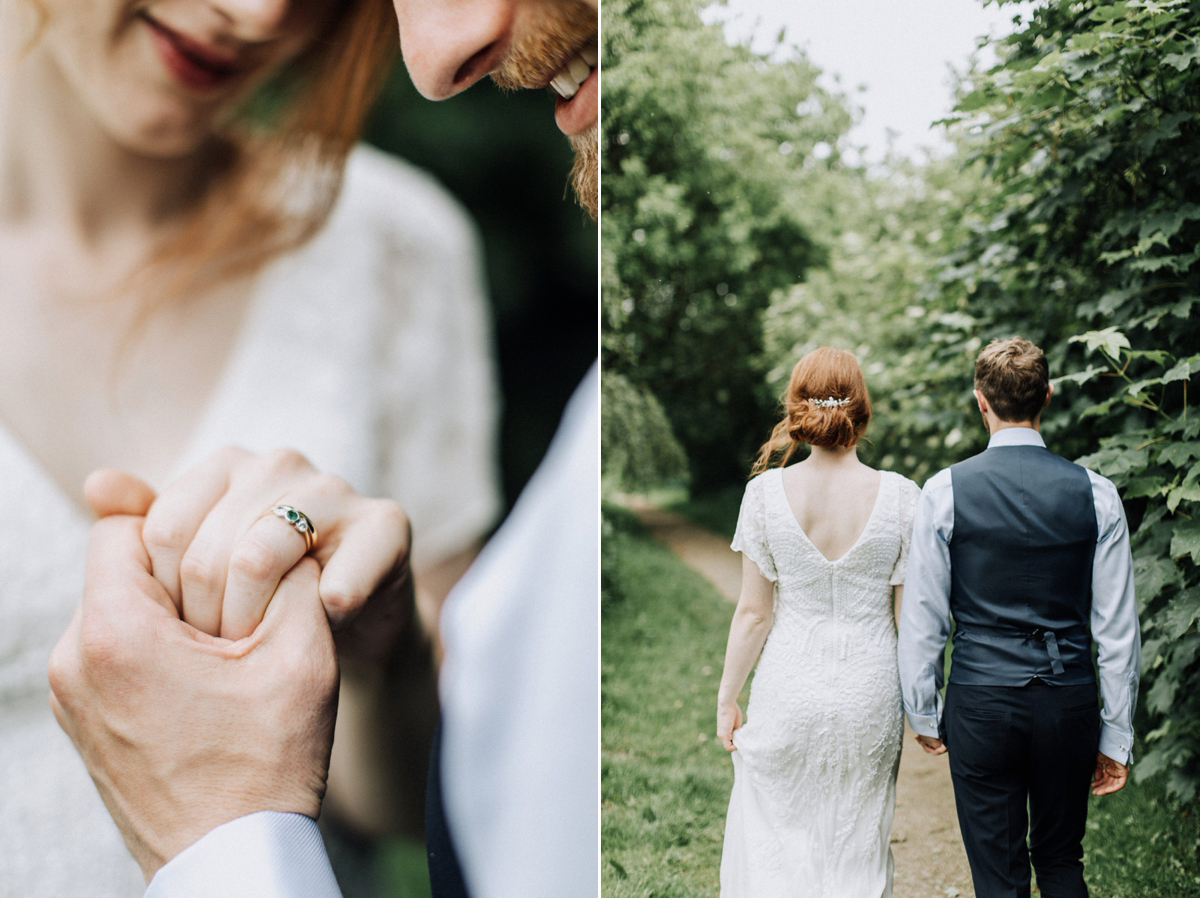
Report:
569,125,598,220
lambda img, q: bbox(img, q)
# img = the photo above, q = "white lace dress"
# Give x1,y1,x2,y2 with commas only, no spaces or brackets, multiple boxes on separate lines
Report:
721,467,920,898
0,146,501,897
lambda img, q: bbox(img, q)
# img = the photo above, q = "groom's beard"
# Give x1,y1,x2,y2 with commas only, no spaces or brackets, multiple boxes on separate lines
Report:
486,0,597,219
569,125,598,220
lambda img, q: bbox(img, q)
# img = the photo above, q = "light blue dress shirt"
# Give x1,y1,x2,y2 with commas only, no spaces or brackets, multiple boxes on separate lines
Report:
897,426,1141,765
145,813,341,898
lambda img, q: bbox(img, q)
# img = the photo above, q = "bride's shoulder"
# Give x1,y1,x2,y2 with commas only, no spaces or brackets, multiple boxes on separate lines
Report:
740,468,781,504
879,469,922,499
332,144,479,256
746,466,783,489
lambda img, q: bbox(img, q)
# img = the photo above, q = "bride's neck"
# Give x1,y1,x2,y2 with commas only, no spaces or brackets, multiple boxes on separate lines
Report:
0,39,216,249
804,444,861,469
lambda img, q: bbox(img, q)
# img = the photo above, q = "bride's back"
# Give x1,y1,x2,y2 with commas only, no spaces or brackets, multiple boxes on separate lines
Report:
780,458,882,563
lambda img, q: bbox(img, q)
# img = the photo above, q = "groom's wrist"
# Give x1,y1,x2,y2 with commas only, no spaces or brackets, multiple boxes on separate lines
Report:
905,712,941,739
1098,726,1133,766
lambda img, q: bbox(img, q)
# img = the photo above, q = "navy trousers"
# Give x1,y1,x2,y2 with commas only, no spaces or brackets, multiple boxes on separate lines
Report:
426,720,471,898
943,680,1100,898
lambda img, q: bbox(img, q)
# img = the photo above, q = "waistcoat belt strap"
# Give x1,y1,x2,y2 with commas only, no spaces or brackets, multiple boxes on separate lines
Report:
957,623,1088,676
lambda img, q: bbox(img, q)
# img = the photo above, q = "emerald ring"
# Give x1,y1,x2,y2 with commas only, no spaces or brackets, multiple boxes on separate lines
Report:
270,504,318,552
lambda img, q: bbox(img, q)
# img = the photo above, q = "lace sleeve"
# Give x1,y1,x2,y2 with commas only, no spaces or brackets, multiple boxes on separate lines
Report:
355,149,503,569
731,475,777,582
890,475,923,586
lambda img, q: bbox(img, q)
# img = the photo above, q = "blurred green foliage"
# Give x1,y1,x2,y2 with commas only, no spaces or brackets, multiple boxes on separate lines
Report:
366,63,598,508
602,0,849,490
602,370,689,492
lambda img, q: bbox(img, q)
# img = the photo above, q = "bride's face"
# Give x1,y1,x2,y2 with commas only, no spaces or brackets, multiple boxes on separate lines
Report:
38,0,341,156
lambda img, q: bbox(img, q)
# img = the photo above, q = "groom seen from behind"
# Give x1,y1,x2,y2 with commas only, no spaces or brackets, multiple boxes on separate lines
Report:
898,337,1141,898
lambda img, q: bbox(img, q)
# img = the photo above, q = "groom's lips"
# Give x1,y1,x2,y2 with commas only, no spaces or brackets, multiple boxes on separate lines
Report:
543,43,598,137
554,66,597,137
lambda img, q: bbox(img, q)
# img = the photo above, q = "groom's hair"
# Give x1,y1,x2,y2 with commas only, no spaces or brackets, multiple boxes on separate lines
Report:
974,338,1050,423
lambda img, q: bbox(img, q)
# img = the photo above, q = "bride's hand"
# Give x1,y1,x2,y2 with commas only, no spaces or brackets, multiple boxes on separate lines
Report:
717,702,743,752
84,448,413,659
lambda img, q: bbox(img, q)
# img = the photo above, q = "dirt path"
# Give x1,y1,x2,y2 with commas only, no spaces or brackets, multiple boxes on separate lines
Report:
627,501,976,898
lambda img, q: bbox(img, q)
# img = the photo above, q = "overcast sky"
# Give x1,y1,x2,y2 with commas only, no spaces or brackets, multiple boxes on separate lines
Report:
703,0,1038,163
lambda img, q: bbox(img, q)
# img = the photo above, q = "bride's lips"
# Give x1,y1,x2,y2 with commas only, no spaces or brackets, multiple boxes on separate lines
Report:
140,14,243,92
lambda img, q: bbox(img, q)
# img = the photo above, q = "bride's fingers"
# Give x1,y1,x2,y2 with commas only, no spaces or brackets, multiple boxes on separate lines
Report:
219,475,379,639
84,469,157,519
219,511,312,640
142,448,248,611
317,498,409,629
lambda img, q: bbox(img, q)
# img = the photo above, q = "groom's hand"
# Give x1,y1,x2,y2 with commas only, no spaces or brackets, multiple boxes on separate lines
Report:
48,514,339,882
1091,752,1129,796
915,734,947,755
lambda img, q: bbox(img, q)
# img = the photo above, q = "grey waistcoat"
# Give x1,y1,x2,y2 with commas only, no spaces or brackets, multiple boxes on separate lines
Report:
947,444,1098,686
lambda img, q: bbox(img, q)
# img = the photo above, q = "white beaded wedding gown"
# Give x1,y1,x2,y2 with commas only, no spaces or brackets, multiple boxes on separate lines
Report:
721,467,920,898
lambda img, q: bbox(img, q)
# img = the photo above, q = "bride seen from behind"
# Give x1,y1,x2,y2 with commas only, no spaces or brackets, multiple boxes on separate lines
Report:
0,0,504,890
715,347,921,898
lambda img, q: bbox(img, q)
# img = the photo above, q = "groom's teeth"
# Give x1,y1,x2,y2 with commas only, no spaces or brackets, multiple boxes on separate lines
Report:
549,49,597,100
551,71,580,98
567,57,591,84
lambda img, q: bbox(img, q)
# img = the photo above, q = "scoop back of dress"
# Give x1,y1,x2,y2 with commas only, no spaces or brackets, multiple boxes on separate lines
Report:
721,468,920,898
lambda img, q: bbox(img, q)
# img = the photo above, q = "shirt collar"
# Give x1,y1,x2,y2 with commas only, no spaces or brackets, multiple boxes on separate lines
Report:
987,427,1046,449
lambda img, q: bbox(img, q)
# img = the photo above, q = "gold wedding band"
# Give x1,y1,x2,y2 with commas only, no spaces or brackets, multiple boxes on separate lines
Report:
270,504,317,552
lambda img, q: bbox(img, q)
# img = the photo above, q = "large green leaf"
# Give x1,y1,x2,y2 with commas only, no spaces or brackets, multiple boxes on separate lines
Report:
1170,522,1200,564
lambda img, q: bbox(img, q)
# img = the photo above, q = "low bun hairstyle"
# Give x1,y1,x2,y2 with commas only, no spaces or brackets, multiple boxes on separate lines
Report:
750,348,872,475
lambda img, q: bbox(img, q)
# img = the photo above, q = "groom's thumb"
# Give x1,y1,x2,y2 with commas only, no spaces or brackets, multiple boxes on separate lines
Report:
84,469,157,519
256,558,339,694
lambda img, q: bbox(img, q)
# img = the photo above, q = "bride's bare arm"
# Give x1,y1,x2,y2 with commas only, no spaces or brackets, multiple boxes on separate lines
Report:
716,555,775,751
893,584,904,632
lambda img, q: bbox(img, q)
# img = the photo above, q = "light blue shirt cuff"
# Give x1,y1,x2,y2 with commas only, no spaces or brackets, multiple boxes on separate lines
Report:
1099,725,1134,767
906,711,941,739
145,812,341,898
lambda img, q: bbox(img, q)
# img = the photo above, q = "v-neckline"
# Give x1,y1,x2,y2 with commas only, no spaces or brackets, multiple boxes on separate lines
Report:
0,273,270,520
774,467,887,565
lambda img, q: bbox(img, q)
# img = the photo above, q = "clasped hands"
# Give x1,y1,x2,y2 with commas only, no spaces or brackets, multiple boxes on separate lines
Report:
48,447,416,882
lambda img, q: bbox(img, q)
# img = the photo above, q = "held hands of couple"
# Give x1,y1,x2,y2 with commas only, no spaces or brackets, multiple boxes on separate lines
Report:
49,447,420,880
85,446,416,662
915,734,947,756
47,514,339,881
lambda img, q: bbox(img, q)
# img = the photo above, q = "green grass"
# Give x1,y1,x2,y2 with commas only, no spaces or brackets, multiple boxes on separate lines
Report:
602,508,745,897
378,839,432,897
1083,776,1200,896
602,510,1200,897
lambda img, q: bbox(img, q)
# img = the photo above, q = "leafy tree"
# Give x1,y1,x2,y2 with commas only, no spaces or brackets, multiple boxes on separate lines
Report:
602,0,851,489
601,370,689,491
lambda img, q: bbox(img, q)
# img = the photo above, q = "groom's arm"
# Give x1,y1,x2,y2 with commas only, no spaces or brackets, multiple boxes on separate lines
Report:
897,469,955,741
1088,472,1141,767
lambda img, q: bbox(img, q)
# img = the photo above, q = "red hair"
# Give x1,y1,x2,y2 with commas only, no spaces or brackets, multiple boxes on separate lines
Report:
750,348,872,475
